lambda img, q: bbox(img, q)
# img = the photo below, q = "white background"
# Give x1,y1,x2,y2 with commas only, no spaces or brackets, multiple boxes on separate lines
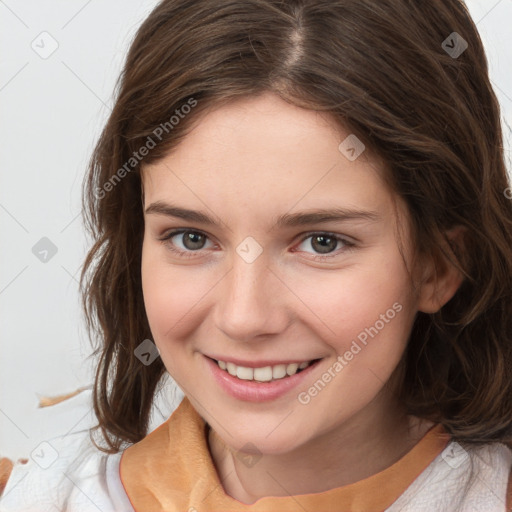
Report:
1,0,511,460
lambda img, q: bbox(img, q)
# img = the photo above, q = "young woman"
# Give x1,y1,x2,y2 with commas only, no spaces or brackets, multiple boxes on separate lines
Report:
2,0,512,510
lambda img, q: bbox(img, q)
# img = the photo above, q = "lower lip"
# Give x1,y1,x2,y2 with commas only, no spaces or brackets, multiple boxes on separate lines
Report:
205,356,322,402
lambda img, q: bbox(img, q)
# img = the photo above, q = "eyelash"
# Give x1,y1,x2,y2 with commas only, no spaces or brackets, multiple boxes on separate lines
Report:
158,229,356,261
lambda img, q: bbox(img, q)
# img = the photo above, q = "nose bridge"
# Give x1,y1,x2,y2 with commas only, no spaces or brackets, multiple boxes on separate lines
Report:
214,244,287,340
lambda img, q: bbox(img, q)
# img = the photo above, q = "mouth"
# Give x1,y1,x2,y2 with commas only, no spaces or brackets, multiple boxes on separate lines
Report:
208,356,322,383
205,355,324,402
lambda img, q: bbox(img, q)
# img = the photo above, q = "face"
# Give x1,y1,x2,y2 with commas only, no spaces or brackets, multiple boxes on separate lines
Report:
140,91,423,455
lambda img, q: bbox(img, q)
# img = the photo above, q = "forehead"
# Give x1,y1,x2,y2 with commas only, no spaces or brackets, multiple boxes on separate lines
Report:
141,92,396,223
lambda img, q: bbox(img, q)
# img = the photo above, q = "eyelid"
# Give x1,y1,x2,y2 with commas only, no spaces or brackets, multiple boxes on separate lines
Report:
158,228,356,259
297,230,356,246
158,228,216,258
294,231,356,259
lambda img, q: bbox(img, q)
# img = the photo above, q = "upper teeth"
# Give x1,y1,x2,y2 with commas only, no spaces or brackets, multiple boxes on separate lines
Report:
217,359,311,381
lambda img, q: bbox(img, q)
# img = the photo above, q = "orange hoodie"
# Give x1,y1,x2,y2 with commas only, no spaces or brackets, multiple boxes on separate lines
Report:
120,396,512,511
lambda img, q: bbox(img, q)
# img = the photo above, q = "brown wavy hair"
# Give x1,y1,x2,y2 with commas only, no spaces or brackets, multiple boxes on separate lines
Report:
80,0,512,454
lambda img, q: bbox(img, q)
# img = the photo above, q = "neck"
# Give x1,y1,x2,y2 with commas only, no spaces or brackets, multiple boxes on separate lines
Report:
207,395,432,505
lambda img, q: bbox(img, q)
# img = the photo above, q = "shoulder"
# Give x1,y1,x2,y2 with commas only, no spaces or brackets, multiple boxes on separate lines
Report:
388,439,512,512
0,378,181,511
0,430,119,512
0,428,132,512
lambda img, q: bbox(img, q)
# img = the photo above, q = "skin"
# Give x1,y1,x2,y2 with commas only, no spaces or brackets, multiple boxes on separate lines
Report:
140,91,463,504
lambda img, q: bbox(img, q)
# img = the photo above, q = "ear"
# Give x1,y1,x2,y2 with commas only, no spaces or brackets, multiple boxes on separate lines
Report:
417,226,466,314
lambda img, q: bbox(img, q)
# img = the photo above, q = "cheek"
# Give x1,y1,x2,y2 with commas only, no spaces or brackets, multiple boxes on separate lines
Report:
290,254,415,360
141,242,209,342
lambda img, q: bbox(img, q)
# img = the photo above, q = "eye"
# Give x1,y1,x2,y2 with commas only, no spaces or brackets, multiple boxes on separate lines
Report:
294,232,355,260
158,229,355,260
159,229,214,258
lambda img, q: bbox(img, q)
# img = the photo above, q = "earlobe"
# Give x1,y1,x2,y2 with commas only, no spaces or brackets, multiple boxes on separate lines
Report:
417,226,466,314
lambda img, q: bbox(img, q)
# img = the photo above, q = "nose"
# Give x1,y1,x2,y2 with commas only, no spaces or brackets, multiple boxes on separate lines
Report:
213,249,291,342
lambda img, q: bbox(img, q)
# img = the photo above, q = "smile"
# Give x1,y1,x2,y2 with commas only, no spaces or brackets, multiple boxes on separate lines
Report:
205,355,323,402
214,358,316,382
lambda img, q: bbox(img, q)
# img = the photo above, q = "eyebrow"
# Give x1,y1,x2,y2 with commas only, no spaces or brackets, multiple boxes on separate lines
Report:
144,201,381,229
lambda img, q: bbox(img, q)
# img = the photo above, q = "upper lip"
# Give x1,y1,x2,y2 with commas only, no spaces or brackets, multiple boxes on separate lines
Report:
205,354,320,368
